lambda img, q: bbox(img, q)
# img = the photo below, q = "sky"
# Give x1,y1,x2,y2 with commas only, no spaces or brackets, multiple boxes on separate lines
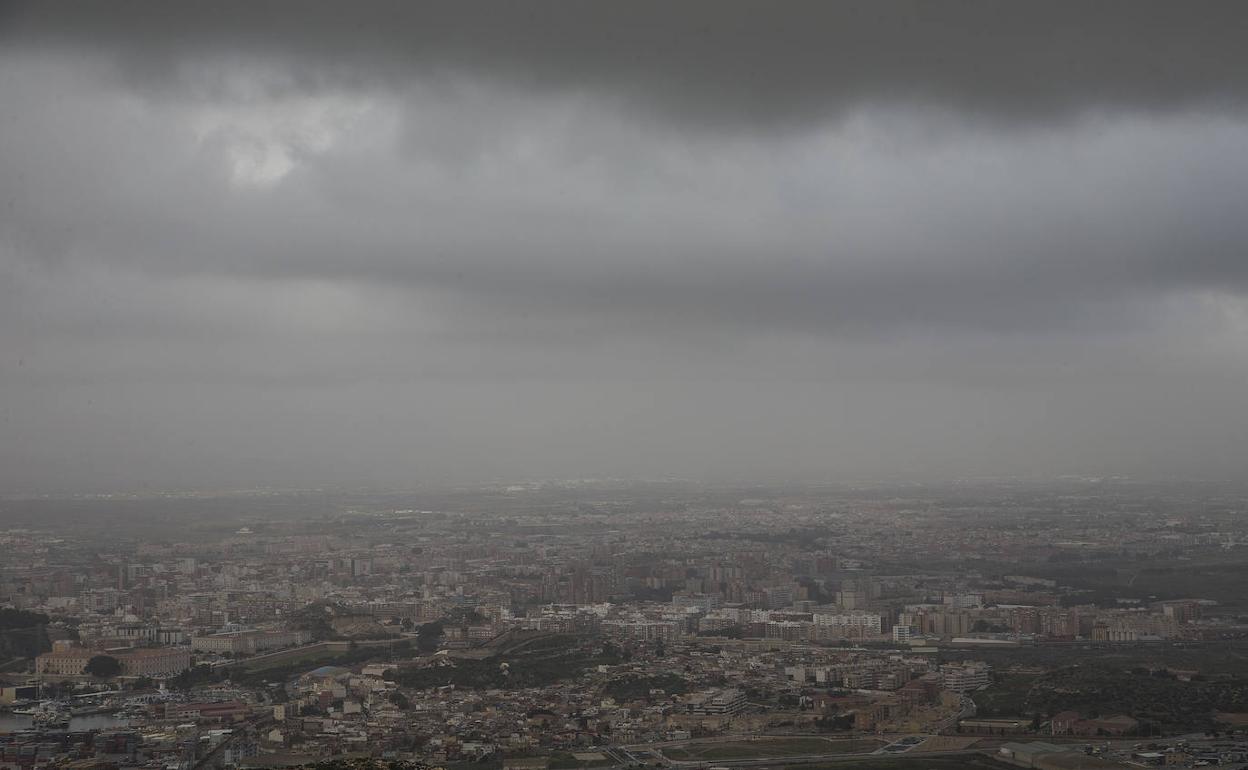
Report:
2,1,1248,492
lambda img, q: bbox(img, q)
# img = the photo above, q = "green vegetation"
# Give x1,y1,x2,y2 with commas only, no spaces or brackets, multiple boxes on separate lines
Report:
388,690,410,709
394,635,613,691
169,642,415,690
971,672,1041,717
169,664,223,690
257,759,433,770
229,643,409,686
0,609,51,659
901,551,1248,611
288,602,340,641
602,672,690,701
788,755,1013,770
972,663,1248,733
0,609,49,630
394,655,580,690
237,647,350,673
1059,559,1248,611
416,621,444,653
445,607,487,625
947,640,1248,680
548,752,613,769
84,654,122,678
663,737,881,761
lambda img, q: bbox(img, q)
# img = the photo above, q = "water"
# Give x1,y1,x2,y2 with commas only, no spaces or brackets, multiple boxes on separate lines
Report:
0,713,132,733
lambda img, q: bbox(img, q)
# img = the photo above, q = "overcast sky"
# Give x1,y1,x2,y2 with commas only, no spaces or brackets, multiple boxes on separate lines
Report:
2,1,1248,492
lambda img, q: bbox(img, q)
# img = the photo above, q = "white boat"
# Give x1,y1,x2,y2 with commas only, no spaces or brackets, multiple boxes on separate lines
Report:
29,704,71,729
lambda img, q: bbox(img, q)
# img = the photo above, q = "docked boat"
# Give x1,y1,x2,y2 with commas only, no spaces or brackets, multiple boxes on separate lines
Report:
31,706,71,729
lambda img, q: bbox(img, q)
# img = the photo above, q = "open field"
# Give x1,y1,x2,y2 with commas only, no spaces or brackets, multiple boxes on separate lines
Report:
970,672,1041,717
237,646,344,672
663,738,882,761
944,639,1248,680
788,754,1013,770
969,661,1248,733
230,639,405,673
916,736,984,751
549,751,614,769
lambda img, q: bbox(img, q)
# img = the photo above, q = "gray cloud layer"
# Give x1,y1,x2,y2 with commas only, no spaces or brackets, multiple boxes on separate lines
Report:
2,2,1247,491
7,1,1248,126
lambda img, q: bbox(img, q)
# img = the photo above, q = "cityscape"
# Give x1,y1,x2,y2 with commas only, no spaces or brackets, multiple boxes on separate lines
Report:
5,2,1248,770
5,480,1248,769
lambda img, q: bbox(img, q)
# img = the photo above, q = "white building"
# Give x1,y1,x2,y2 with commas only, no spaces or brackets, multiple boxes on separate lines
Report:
813,611,883,634
940,661,991,693
686,688,747,715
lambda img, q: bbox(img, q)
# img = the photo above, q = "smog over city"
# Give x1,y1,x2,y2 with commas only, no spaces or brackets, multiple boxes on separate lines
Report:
3,3,1248,769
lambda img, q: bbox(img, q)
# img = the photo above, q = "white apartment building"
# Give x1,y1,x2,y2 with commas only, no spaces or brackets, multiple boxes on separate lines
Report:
813,611,883,634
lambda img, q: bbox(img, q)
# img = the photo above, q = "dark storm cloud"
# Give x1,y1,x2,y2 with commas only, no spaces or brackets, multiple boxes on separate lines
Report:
2,2,1248,491
4,0,1248,128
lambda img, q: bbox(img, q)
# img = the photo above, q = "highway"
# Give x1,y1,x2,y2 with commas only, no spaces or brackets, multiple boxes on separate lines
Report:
615,733,987,768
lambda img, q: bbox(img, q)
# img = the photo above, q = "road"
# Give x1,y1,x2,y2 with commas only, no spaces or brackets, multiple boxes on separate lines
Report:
615,733,990,768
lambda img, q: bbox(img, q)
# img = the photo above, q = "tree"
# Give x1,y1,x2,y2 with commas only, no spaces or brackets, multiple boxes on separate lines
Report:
972,619,1008,633
416,621,444,653
84,655,122,678
445,607,486,626
388,690,410,710
169,663,217,690
0,609,49,630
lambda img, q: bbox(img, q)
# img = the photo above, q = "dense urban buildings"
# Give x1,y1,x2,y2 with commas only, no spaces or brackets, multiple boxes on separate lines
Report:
4,480,1248,769
7,1,1248,769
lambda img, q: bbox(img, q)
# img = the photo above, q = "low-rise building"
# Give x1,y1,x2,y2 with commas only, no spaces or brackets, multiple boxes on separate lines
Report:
190,629,310,655
117,646,192,676
940,661,991,693
35,648,94,676
686,688,747,715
